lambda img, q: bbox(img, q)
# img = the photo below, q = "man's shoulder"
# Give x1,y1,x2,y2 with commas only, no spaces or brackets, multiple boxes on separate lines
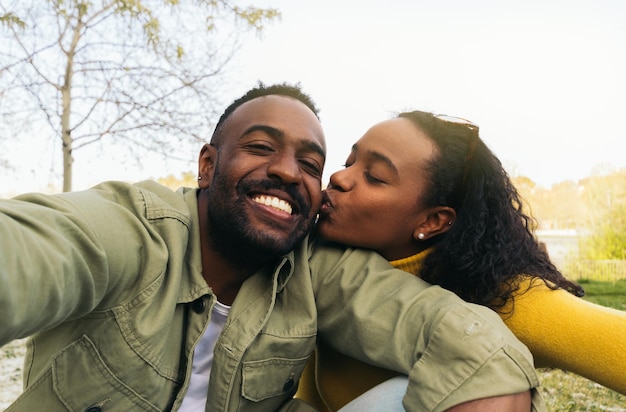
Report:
123,180,195,226
57,180,195,228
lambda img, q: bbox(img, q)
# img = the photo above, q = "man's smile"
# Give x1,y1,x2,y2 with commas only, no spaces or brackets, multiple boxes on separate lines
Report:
251,194,294,215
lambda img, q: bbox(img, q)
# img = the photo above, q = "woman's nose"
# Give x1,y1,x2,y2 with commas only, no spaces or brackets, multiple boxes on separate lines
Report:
328,169,352,192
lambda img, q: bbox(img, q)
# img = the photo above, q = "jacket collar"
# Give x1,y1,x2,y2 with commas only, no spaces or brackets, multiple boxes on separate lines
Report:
274,253,295,294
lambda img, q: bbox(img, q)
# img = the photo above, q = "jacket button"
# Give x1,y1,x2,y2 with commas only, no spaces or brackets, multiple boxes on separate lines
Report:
282,377,295,392
191,298,206,314
85,407,102,412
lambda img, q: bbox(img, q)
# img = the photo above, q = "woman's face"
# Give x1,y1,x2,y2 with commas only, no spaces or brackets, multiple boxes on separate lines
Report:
318,117,438,260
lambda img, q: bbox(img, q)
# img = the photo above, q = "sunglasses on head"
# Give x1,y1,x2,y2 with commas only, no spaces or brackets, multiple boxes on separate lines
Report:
433,114,479,132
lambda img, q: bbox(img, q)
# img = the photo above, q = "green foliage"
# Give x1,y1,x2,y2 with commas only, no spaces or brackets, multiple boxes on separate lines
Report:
157,172,198,190
0,12,25,28
232,5,280,30
579,204,626,260
579,173,626,257
513,170,626,262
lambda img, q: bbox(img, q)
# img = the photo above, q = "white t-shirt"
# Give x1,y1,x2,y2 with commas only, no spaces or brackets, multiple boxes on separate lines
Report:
179,300,231,411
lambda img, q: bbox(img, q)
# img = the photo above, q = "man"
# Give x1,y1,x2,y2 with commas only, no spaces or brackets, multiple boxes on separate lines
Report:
0,83,543,411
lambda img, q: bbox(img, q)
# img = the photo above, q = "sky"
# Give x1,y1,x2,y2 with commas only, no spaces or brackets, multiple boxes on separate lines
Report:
2,0,626,196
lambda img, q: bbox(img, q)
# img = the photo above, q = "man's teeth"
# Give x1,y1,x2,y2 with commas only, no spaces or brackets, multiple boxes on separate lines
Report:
253,195,293,215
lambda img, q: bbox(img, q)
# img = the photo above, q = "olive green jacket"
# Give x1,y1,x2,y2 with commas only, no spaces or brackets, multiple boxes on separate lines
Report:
0,181,544,411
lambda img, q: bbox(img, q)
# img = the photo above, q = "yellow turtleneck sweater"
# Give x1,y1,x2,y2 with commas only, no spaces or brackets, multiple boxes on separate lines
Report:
296,250,626,411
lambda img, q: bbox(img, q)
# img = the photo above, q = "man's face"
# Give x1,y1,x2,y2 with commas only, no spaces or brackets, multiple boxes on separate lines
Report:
201,95,326,258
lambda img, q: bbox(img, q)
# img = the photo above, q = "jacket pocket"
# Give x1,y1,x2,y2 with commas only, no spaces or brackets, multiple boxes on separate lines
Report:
52,335,161,411
241,356,310,402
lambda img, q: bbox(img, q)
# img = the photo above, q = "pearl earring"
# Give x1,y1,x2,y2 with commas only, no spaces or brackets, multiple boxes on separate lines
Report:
198,176,202,180
418,233,425,240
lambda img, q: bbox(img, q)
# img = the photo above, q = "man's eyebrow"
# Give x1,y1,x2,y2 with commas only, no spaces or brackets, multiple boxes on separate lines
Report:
301,139,326,161
243,124,325,160
242,125,284,140
352,143,398,175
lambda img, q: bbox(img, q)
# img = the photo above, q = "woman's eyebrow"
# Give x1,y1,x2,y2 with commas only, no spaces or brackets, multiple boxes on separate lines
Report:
352,143,398,175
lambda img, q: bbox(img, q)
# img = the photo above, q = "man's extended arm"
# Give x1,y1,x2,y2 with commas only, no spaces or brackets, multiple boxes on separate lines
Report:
306,239,542,411
0,182,179,345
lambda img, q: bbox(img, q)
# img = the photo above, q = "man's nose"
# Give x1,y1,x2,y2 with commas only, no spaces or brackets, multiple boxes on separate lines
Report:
267,152,302,184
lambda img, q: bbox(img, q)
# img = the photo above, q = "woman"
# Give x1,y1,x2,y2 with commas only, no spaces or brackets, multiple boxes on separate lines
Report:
297,111,626,410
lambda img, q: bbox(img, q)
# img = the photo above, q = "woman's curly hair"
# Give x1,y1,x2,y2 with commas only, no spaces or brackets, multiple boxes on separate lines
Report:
398,111,584,312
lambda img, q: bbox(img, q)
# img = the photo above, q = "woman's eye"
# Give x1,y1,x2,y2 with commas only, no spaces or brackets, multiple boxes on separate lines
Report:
365,172,384,184
342,154,355,168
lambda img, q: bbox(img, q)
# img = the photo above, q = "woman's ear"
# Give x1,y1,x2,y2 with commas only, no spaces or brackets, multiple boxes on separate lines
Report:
413,207,456,241
197,143,218,189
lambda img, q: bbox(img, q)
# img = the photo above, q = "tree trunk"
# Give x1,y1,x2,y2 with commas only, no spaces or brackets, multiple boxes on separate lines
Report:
62,129,72,193
60,17,82,193
61,77,73,192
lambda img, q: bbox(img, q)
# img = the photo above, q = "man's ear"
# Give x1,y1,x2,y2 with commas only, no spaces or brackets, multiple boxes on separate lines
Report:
198,143,218,189
413,207,456,241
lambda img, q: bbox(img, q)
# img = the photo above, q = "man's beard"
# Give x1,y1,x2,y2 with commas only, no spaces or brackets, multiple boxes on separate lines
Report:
205,166,315,266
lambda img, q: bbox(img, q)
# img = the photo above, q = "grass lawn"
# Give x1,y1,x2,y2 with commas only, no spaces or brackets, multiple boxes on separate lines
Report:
537,278,626,411
577,278,626,310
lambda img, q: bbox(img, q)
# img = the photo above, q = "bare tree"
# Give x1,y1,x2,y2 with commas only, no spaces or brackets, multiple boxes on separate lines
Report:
0,0,279,192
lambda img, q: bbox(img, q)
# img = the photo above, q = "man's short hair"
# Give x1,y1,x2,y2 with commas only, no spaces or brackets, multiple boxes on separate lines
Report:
211,82,320,145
